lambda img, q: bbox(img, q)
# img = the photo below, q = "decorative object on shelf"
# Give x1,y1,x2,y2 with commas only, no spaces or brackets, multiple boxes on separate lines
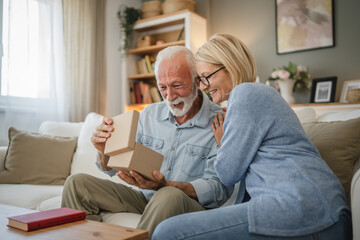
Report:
340,79,360,103
309,76,337,103
137,35,155,48
141,0,162,19
267,62,311,104
117,5,141,53
346,89,360,103
275,0,334,54
162,0,196,14
276,78,296,104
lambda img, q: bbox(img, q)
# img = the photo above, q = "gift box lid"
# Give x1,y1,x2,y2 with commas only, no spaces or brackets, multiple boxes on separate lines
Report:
104,110,139,156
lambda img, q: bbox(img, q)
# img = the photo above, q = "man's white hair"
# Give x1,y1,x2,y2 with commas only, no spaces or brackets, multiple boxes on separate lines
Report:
154,46,197,82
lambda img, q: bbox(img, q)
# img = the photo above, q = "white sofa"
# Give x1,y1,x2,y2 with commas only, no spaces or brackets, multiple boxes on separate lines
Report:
1,105,360,238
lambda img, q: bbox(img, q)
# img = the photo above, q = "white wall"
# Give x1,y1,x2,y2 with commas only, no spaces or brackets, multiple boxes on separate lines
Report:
105,0,141,116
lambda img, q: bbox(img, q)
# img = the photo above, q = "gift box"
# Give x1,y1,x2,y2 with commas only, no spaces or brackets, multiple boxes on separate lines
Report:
105,110,164,181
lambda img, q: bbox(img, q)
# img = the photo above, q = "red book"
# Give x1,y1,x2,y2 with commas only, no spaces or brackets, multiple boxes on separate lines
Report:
134,82,143,103
7,208,86,232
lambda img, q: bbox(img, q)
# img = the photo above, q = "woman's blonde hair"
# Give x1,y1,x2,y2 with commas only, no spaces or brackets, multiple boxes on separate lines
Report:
196,33,257,89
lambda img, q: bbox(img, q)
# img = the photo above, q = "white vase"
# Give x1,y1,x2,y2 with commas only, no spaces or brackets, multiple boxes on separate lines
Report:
277,79,296,104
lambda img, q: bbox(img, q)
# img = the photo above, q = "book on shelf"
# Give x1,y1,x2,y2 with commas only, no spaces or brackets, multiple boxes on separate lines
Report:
129,82,136,104
134,82,143,104
134,61,141,75
131,82,162,104
139,82,150,104
150,86,162,103
7,208,86,232
135,56,155,75
144,55,153,73
137,58,148,74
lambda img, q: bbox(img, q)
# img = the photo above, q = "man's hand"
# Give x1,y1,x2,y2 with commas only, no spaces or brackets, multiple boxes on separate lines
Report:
91,116,114,153
91,116,114,171
116,170,166,190
212,111,226,147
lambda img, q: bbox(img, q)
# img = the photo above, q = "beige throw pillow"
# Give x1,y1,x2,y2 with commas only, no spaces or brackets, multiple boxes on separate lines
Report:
0,127,77,185
302,117,360,200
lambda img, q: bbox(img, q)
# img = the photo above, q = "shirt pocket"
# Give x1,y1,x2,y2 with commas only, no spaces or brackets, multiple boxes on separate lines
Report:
140,135,164,153
183,144,210,178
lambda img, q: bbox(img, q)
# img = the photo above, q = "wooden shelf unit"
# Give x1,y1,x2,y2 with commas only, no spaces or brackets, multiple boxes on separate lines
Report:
128,73,155,80
127,40,185,55
121,10,207,112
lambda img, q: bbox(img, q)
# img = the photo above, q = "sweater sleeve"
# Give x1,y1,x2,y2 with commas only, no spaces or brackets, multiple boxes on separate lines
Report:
214,88,264,186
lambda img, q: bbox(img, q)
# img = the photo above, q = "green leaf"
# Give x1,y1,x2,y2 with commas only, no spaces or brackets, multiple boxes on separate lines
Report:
288,62,297,75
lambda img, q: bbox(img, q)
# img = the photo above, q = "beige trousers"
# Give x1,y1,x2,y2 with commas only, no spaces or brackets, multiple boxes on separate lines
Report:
61,173,205,238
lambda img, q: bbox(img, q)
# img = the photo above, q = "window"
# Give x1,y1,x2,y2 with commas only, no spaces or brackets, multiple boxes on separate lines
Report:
1,0,52,100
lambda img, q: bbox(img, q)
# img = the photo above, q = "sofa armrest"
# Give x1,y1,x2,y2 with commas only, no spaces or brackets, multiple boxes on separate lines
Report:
0,146,8,172
351,167,360,240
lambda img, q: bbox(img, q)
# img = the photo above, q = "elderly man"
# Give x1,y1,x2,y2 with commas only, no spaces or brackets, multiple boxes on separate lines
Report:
61,46,233,238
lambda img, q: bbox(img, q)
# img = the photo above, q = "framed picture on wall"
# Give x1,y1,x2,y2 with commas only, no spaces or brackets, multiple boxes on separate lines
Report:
310,77,337,103
340,79,360,103
276,0,335,54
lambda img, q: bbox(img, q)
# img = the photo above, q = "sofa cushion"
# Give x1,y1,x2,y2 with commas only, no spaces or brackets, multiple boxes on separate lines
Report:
0,184,63,210
0,127,77,185
302,117,360,200
294,108,316,123
317,109,360,122
39,121,83,138
101,212,141,228
70,112,104,176
38,196,62,211
70,113,125,184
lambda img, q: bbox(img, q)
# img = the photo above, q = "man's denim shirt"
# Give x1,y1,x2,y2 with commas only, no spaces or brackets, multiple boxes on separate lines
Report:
98,91,233,208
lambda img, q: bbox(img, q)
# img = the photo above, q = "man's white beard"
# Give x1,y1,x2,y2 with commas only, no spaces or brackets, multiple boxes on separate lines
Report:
165,84,198,117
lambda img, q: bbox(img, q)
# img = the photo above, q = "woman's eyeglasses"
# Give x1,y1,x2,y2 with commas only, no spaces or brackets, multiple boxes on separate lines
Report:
195,66,225,87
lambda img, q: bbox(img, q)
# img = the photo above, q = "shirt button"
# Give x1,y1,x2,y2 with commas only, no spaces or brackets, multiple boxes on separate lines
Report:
171,147,175,151
168,167,171,171
202,153,206,158
155,144,158,148
190,123,193,127
176,128,180,131
145,141,149,144
190,150,194,154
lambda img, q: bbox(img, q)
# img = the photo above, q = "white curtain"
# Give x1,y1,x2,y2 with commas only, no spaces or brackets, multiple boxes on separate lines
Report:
62,0,106,122
0,0,67,145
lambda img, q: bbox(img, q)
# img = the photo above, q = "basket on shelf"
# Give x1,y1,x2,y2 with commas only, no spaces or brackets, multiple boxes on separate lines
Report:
141,0,162,19
346,88,360,103
137,35,155,48
162,0,196,14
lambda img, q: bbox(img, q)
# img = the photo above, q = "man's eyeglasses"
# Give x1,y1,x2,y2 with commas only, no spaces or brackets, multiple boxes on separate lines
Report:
195,66,225,87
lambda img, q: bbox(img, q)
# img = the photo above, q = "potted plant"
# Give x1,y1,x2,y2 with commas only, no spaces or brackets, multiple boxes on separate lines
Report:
117,6,141,53
267,62,311,104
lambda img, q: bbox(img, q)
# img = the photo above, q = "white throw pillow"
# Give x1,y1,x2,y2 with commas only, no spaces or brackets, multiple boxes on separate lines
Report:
70,112,103,176
70,112,125,184
39,121,83,138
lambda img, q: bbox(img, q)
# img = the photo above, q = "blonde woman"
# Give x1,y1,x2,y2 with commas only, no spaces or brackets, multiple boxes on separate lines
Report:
152,34,351,240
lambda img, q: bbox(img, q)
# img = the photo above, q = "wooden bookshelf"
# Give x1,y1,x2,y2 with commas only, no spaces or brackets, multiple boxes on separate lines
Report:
125,104,149,112
127,40,185,55
128,73,155,80
122,10,207,112
133,9,206,31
